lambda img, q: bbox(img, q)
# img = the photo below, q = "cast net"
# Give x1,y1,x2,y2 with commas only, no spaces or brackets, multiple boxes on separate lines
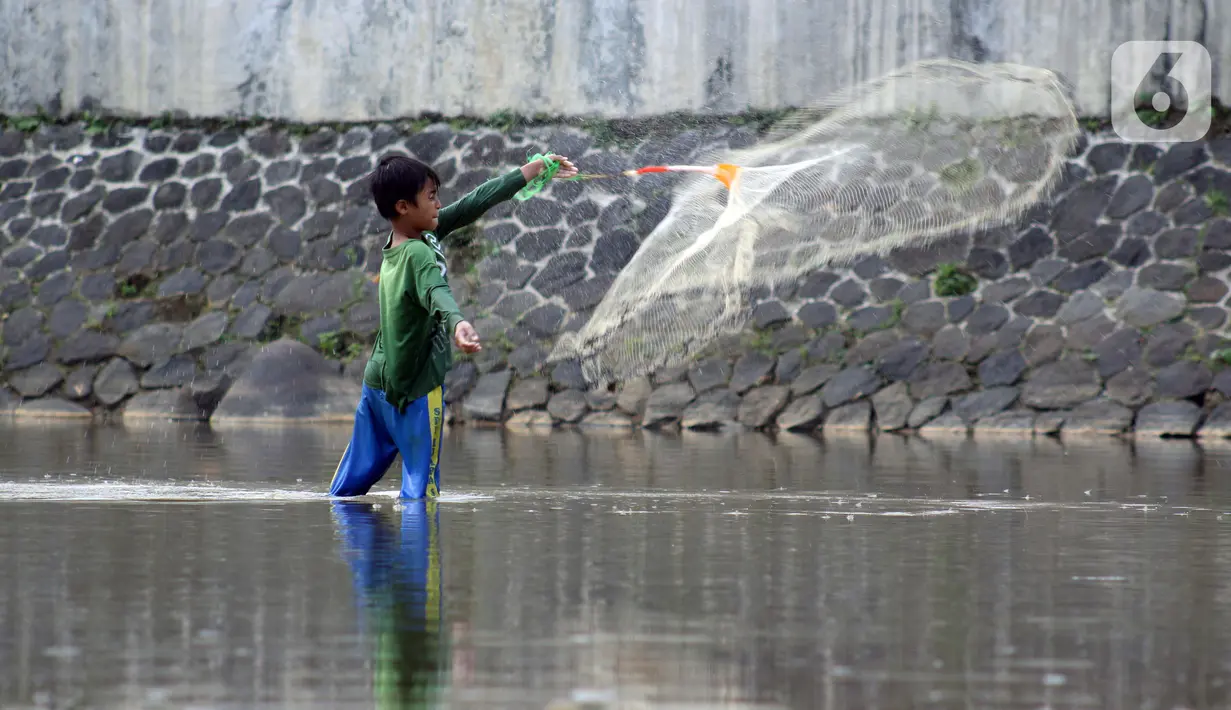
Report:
548,58,1080,385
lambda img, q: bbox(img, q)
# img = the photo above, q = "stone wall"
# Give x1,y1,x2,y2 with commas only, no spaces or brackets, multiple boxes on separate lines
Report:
3,118,1231,439
1,0,1227,121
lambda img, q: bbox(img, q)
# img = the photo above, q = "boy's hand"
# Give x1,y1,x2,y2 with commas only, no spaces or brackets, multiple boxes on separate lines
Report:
454,320,482,354
523,154,578,182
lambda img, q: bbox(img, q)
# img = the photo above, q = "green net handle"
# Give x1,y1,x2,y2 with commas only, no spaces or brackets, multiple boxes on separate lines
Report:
515,152,562,202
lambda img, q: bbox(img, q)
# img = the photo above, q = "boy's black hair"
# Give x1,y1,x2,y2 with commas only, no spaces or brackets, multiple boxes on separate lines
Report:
369,154,441,220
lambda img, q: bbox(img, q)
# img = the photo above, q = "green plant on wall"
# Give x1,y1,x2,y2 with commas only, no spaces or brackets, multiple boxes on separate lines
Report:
1206,190,1229,217
1210,348,1231,370
933,263,977,297
314,330,370,362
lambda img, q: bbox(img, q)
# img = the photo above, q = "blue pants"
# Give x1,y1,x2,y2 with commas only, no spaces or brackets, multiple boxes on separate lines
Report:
330,384,445,499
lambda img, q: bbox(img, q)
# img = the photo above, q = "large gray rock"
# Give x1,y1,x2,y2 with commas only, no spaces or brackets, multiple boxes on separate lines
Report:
54,330,119,365
845,331,899,367
1105,174,1153,218
974,410,1037,435
8,363,63,398
230,304,273,339
506,378,549,412
3,307,44,346
547,390,588,424
584,388,617,412
807,331,846,362
141,355,198,389
823,400,872,432
774,348,804,384
1021,359,1102,410
820,367,881,408
1019,322,1068,361
930,326,969,361
63,365,99,400
908,396,948,428
982,277,1031,304
681,389,740,430
1113,287,1185,328
738,386,790,429
901,301,947,335
978,349,1027,387
546,358,585,394
117,323,184,368
122,388,211,421
273,272,362,316
876,339,928,381
461,369,513,422
507,345,547,375
1135,401,1203,438
1094,329,1144,378
1155,361,1213,399
908,362,972,401
94,358,140,406
182,311,229,351
1091,270,1133,300
871,382,913,431
791,365,839,397
1060,399,1134,436
730,352,776,394
951,387,1019,424
211,338,360,422
796,301,838,330
157,268,207,298
1105,368,1154,407
616,377,652,416
642,383,696,428
1055,290,1105,325
776,394,825,431
686,359,730,394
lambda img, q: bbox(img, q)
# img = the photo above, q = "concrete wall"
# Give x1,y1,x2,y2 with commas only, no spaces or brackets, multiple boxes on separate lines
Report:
1,0,1225,122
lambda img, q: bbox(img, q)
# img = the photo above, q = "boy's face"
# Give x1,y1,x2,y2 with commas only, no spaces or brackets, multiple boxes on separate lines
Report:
394,180,441,233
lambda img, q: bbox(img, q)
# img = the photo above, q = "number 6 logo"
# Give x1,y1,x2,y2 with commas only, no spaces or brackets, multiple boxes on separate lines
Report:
1111,41,1212,143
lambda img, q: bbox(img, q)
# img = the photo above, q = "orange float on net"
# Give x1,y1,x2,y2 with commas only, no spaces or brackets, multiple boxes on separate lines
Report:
713,164,740,189
623,164,741,190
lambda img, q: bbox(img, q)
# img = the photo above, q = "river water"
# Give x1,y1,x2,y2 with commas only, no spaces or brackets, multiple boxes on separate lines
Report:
1,420,1230,709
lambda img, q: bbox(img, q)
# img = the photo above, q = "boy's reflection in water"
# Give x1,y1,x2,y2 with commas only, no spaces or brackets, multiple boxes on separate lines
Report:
332,500,453,708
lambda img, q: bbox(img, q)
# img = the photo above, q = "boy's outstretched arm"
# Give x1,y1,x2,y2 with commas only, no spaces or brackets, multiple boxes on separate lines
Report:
412,250,482,354
434,155,577,242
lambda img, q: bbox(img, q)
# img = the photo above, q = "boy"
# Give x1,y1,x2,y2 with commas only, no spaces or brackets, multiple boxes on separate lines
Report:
330,152,577,500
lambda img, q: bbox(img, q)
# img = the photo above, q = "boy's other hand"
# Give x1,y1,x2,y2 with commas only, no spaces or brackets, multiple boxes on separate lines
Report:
454,320,482,353
523,154,577,181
